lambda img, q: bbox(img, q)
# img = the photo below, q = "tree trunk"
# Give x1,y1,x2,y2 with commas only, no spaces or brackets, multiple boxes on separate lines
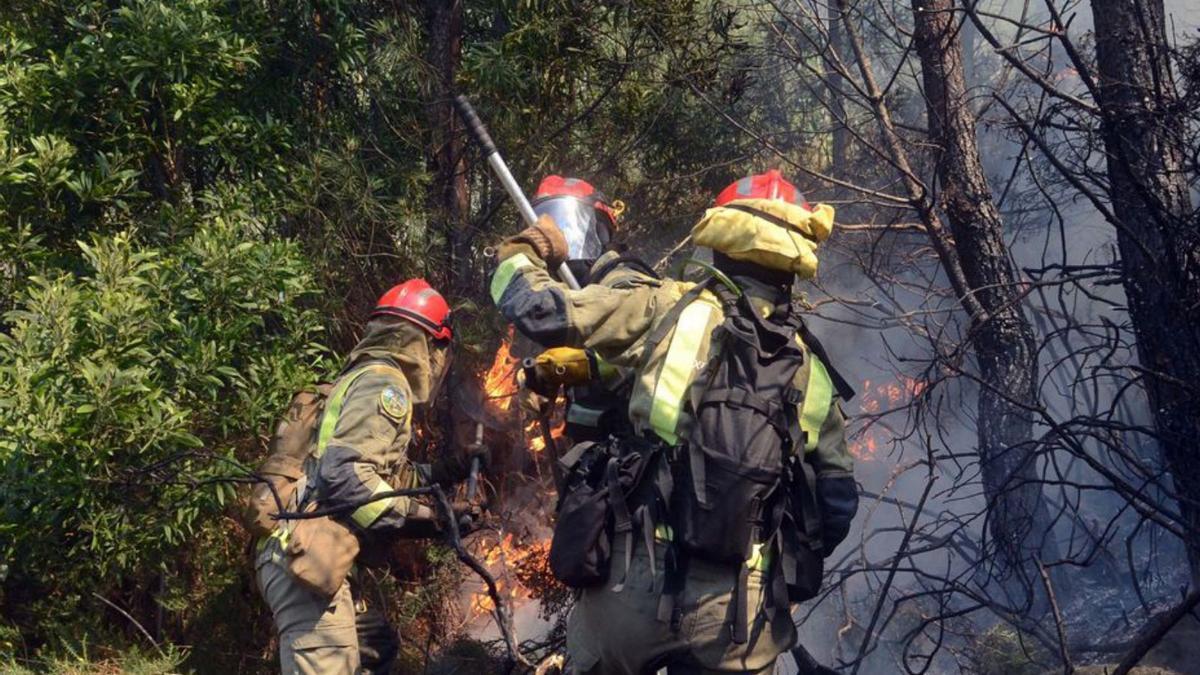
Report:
910,0,1059,589
423,0,471,291
1090,0,1200,583
826,2,850,175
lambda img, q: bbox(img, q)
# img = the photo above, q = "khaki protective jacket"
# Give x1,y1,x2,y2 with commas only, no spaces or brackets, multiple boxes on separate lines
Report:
491,247,858,552
312,321,442,538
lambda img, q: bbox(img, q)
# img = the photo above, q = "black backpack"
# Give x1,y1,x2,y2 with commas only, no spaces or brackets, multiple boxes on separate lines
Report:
672,281,808,564
548,276,850,643
656,279,847,642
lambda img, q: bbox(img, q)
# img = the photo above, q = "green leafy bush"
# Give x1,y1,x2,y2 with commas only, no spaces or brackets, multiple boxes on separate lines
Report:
0,186,329,652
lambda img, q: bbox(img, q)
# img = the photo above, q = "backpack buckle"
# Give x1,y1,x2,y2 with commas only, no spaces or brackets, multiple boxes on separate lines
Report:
784,386,803,406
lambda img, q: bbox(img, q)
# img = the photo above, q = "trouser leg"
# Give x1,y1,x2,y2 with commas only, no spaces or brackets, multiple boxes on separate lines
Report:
675,557,795,675
565,541,682,675
352,575,399,675
256,542,360,675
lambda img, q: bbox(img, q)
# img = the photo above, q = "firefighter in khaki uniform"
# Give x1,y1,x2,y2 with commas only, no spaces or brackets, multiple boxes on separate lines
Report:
255,279,473,675
491,171,859,674
519,175,645,445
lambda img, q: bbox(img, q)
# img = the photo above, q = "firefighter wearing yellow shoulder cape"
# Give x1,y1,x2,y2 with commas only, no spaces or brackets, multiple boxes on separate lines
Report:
490,169,859,675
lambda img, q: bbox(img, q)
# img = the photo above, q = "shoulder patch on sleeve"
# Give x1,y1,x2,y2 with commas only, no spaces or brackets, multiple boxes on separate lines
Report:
379,385,410,423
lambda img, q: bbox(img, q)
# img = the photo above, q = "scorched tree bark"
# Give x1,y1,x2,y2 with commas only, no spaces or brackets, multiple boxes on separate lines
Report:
1090,0,1200,583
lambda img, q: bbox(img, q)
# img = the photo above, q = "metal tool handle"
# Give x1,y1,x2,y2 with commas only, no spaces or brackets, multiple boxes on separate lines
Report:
452,94,581,289
465,456,481,502
465,423,483,502
453,95,497,156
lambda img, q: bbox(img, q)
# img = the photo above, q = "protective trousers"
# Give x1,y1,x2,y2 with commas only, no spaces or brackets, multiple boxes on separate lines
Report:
256,537,398,675
565,539,796,674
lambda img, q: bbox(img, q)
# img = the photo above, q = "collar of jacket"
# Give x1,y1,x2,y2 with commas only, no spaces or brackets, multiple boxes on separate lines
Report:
346,319,437,403
730,274,790,318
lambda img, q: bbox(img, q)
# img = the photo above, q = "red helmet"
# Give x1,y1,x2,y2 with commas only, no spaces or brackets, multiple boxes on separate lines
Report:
714,169,810,210
531,175,619,260
372,279,452,341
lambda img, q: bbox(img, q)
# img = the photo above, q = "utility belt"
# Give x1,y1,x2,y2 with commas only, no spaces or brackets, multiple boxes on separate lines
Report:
549,434,824,643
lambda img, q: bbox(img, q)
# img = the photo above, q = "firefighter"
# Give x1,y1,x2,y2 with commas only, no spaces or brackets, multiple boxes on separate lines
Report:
491,170,859,674
254,279,475,675
518,175,646,445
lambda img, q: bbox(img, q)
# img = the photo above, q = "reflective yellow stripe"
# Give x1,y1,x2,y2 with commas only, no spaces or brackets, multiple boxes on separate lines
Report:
316,369,368,458
258,527,292,565
595,355,620,385
745,542,773,571
800,357,834,453
490,253,534,304
654,523,674,542
350,480,406,529
316,364,399,458
649,301,715,444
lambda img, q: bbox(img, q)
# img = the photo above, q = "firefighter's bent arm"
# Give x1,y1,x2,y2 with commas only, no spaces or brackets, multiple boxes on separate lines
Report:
315,368,423,536
490,242,668,361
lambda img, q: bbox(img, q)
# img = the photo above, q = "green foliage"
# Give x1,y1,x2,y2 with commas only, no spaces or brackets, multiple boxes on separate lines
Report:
0,0,808,666
1,643,186,674
0,186,329,649
0,1,276,242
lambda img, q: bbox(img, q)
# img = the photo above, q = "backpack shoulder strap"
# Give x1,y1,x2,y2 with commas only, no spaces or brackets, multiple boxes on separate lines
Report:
792,314,856,402
640,277,716,362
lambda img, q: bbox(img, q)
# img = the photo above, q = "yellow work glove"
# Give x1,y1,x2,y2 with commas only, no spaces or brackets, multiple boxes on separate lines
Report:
523,347,595,396
498,214,569,269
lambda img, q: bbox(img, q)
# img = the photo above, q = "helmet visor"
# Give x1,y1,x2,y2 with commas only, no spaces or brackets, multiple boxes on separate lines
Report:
533,196,610,260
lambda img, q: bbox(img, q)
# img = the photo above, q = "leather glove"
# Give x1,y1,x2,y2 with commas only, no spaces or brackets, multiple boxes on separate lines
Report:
504,214,569,269
524,347,595,396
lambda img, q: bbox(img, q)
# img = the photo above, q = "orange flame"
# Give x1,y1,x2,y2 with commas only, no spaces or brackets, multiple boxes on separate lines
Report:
482,330,519,412
468,533,550,620
528,419,566,453
850,376,926,462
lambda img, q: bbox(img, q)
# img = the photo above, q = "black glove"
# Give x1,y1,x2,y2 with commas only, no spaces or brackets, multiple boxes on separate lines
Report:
816,475,858,555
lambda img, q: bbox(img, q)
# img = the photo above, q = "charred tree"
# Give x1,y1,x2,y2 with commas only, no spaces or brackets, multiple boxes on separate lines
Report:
423,0,471,291
827,0,1059,590
1090,0,1200,582
826,1,850,175
909,0,1058,591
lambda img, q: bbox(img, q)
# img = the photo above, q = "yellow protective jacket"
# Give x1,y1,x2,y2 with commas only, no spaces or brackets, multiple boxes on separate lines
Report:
491,247,858,551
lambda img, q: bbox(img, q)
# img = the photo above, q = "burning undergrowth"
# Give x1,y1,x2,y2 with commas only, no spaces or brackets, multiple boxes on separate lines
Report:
449,328,571,660
850,375,927,462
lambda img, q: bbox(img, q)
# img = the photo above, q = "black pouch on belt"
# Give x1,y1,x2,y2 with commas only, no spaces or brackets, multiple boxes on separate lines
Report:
549,441,655,588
